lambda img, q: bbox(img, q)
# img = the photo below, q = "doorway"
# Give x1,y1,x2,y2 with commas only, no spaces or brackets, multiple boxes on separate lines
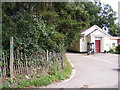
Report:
95,40,100,52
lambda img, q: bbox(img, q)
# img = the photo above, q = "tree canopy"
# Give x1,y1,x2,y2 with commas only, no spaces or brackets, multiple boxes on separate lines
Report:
2,2,120,55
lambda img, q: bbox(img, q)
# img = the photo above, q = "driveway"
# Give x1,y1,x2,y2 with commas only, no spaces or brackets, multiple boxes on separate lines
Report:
45,53,119,88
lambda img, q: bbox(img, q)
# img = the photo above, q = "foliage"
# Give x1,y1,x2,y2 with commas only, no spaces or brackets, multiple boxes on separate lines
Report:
115,44,120,54
15,75,25,79
2,2,90,54
2,2,119,55
35,73,44,78
82,2,120,36
1,56,72,88
109,23,120,36
109,48,115,54
1,78,17,88
109,44,120,54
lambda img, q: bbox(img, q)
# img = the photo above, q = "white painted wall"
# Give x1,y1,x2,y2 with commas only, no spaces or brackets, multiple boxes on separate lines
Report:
102,37,110,52
80,36,87,52
109,39,118,49
101,37,104,52
91,36,95,43
95,37,117,52
90,30,110,52
91,30,106,36
79,36,112,52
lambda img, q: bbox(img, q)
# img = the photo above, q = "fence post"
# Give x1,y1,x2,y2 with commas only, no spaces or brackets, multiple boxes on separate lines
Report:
0,1,2,86
46,50,48,61
0,52,2,86
10,36,14,79
61,53,64,69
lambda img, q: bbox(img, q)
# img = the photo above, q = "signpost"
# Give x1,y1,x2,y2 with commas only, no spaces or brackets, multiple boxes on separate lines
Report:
10,36,14,79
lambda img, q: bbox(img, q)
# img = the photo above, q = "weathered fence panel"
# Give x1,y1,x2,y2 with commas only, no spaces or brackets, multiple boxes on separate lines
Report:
1,49,65,81
13,50,64,77
1,51,9,82
0,36,65,86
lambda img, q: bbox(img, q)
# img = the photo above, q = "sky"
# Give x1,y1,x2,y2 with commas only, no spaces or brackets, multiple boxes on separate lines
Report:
100,0,120,17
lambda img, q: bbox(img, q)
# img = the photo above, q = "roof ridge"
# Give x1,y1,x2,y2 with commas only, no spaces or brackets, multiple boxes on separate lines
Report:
81,25,111,36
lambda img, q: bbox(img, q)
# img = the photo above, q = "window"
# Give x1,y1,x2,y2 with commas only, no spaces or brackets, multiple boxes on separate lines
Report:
112,43,115,47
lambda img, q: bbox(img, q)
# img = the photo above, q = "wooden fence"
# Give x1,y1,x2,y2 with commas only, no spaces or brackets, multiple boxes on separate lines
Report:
1,50,65,81
1,50,9,81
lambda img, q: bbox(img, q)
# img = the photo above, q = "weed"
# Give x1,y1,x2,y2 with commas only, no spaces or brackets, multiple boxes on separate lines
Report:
16,75,25,79
2,56,72,88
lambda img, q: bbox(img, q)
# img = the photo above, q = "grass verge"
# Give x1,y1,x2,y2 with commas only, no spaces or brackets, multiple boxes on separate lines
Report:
1,55,72,88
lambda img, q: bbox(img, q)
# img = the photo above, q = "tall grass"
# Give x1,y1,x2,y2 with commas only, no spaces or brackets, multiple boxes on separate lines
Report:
1,56,72,88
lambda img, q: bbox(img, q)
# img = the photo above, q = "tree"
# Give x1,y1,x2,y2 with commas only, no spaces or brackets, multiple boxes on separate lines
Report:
82,2,119,36
36,2,90,48
3,2,119,54
109,23,120,36
2,2,90,54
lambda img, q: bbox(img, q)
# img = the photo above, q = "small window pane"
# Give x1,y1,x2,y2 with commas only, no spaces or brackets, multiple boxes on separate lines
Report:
112,43,115,46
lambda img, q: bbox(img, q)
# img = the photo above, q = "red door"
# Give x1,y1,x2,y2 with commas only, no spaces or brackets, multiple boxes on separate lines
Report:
95,40,100,52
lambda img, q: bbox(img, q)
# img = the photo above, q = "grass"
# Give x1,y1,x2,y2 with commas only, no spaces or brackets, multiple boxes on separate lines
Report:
1,56,72,88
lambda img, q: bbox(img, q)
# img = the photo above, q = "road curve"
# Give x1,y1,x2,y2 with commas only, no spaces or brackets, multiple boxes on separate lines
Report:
45,53,119,88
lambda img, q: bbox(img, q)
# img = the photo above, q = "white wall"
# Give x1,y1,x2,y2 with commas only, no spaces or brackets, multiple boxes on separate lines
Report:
100,37,118,52
90,30,110,52
109,39,118,49
102,37,110,52
91,36,95,43
100,37,104,52
80,36,113,52
91,30,106,37
90,37,110,52
80,36,87,52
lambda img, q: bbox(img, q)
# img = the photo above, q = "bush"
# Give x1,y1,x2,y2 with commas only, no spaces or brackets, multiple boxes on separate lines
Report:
2,56,72,88
109,48,115,54
115,44,120,54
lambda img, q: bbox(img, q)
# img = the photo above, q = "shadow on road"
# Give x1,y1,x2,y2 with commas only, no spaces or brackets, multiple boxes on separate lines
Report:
112,68,120,72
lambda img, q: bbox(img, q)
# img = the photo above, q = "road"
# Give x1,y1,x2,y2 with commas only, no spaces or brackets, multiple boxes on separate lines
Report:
45,53,119,88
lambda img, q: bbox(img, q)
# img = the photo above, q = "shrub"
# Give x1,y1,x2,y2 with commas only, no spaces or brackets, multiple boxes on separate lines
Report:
115,44,120,54
2,56,72,88
109,48,115,53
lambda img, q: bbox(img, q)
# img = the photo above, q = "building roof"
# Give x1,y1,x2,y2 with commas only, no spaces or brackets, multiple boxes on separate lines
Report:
81,25,111,36
109,37,120,40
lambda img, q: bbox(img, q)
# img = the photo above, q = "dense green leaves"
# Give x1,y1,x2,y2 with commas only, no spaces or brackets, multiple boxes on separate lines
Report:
115,44,120,54
2,2,120,55
82,2,120,36
2,2,90,54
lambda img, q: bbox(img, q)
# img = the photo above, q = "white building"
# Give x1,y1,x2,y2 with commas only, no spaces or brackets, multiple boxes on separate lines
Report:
109,37,120,49
68,25,118,53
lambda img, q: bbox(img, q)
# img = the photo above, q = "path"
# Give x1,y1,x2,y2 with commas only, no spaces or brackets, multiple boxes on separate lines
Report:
45,53,119,88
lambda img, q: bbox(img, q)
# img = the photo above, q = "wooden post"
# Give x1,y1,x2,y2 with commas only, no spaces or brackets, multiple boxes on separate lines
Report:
61,53,64,69
0,1,2,85
0,53,2,86
46,50,48,61
10,36,14,79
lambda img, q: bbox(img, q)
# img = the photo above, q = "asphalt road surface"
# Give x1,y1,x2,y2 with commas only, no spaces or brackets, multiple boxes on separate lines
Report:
45,53,119,88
